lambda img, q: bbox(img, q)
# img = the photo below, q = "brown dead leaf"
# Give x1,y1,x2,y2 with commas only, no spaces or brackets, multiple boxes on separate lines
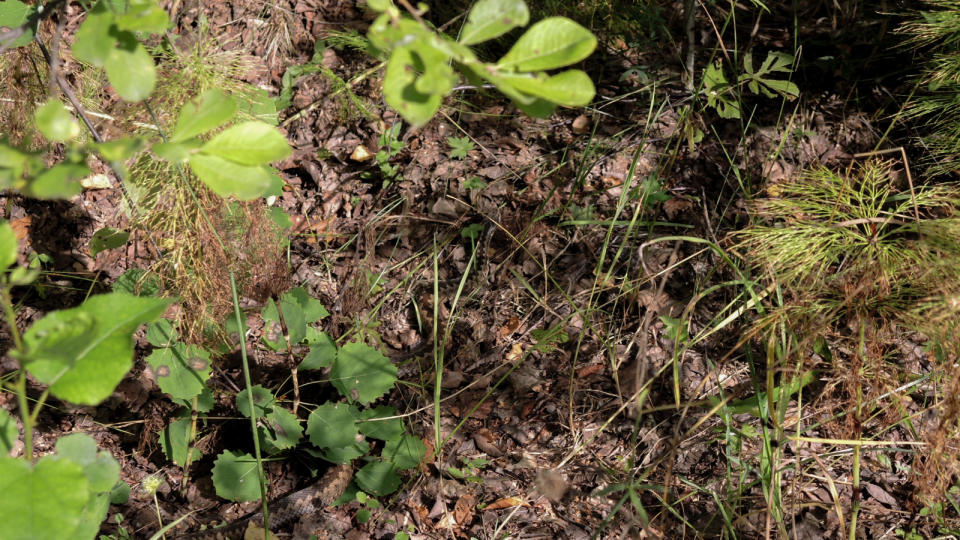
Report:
499,316,521,338
663,197,693,219
572,114,590,134
10,216,30,243
452,493,475,526
349,144,373,162
576,363,604,379
485,497,528,510
505,343,523,363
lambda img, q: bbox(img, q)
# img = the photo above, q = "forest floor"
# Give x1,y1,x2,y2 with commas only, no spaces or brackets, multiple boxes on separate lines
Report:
0,0,956,539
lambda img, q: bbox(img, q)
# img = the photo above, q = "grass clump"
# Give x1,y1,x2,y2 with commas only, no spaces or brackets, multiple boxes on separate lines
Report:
736,159,960,506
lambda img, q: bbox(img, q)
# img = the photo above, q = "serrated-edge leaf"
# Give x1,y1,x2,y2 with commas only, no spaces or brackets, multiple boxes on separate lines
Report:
331,341,398,404
355,461,401,496
211,450,262,502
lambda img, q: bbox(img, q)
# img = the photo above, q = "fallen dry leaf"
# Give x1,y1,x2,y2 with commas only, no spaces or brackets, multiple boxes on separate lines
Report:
485,497,528,510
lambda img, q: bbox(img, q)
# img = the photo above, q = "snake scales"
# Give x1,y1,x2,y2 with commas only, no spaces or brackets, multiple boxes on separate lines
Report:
174,464,353,540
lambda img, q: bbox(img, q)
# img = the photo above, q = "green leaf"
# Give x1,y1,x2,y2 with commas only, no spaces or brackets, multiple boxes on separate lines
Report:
104,32,156,102
72,3,114,66
306,402,359,449
236,385,276,419
112,268,160,296
20,293,171,405
317,441,368,464
331,341,398,404
497,69,595,107
358,406,403,441
259,407,303,452
34,100,80,142
0,1,36,49
285,286,330,323
109,482,130,504
151,140,201,163
0,221,18,271
187,153,276,200
89,227,130,257
460,0,529,46
26,163,88,199
382,434,426,470
0,456,89,540
171,90,238,143
55,433,120,493
0,409,18,455
383,46,444,128
93,137,144,162
145,318,178,347
113,1,169,33
211,450,262,502
497,17,596,71
355,462,401,496
300,333,337,370
446,136,474,160
159,415,201,467
200,121,291,166
146,343,212,401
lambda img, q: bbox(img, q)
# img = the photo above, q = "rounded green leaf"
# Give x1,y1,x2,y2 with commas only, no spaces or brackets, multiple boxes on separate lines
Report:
114,3,169,33
318,441,368,464
0,221,18,271
384,46,443,128
94,137,144,162
55,433,120,493
460,0,529,46
71,4,114,66
146,343,212,401
26,163,88,199
355,462,401,496
0,1,37,49
358,406,403,441
237,385,276,419
171,90,237,143
382,434,426,470
0,456,89,540
187,154,275,200
145,318,178,347
89,227,130,257
497,17,597,71
34,100,80,142
200,121,291,166
212,450,262,502
331,341,398,404
104,32,156,102
306,402,359,449
260,407,303,452
21,293,172,405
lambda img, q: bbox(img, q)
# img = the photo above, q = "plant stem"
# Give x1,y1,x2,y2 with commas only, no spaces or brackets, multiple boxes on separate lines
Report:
0,284,32,461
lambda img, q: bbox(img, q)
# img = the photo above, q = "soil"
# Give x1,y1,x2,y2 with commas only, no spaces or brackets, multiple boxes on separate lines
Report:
0,0,954,539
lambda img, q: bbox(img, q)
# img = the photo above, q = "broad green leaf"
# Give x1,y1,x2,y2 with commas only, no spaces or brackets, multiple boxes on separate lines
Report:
55,433,120,493
286,286,330,323
358,406,403,441
241,87,279,126
299,333,337,370
187,153,275,200
383,46,443,128
382,434,426,470
0,456,89,540
72,3,114,66
367,0,392,10
0,1,36,49
112,268,160,296
460,0,529,46
306,402,359,449
146,343,212,401
331,341,398,404
159,415,201,467
145,318,178,347
211,450,262,502
0,409,17,455
104,33,156,102
259,407,303,452
94,137,144,162
113,1,169,33
171,90,237,143
355,462,401,496
497,69,594,107
260,298,290,351
21,293,171,405
277,294,306,345
200,121,291,166
237,385,276,419
497,17,596,71
151,140,200,163
34,100,79,142
26,163,88,199
109,482,130,504
89,227,130,257
317,441,367,464
0,221,18,271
